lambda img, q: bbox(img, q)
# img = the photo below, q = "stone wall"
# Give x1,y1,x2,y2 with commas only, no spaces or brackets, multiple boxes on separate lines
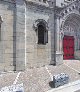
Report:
0,0,55,71
0,0,16,71
25,1,52,68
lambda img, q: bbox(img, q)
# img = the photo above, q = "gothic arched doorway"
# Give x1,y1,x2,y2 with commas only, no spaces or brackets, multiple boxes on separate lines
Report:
62,13,80,60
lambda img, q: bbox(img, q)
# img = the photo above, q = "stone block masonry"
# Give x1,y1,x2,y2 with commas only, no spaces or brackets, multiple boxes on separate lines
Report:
0,0,16,71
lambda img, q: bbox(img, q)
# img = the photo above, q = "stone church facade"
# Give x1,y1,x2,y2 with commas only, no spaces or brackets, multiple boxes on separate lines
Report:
0,0,80,71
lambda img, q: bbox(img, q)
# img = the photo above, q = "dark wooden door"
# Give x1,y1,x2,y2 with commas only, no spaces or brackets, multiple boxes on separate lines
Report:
63,35,74,59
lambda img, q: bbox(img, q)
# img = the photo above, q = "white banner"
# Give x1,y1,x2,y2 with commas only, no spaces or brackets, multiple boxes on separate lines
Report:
0,83,24,92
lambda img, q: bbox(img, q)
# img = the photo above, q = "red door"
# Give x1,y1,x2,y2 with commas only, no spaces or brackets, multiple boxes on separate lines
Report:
63,35,74,59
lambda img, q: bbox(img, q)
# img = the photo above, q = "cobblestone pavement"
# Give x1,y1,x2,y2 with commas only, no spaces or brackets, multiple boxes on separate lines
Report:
0,72,17,89
0,60,80,92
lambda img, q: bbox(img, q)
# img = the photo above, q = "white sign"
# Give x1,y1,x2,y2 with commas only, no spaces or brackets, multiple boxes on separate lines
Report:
0,83,24,92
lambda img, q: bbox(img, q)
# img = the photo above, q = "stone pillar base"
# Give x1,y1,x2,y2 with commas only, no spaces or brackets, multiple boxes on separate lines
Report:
50,51,63,65
74,50,80,60
55,51,63,65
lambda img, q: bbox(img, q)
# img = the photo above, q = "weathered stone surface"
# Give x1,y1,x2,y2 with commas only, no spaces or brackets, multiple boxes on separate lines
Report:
0,0,16,71
24,2,52,69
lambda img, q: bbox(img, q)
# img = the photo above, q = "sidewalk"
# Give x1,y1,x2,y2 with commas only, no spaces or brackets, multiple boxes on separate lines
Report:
47,80,80,92
0,60,80,92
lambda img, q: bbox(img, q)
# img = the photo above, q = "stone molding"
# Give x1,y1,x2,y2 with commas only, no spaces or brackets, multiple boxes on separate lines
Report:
25,0,49,7
33,19,49,31
0,0,15,3
59,0,80,18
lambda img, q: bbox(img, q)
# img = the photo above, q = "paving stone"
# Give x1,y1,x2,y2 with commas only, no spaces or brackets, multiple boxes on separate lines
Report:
0,60,80,92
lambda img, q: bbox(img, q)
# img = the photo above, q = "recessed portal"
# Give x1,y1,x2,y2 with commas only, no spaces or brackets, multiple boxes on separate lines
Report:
63,35,74,59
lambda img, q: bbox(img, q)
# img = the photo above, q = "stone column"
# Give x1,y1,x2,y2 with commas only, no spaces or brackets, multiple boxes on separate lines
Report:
48,0,56,65
16,0,25,71
47,0,63,65
56,17,60,51
54,16,63,65
78,38,79,50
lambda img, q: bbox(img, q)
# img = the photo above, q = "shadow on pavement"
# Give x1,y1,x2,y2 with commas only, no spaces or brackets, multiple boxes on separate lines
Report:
49,81,54,88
